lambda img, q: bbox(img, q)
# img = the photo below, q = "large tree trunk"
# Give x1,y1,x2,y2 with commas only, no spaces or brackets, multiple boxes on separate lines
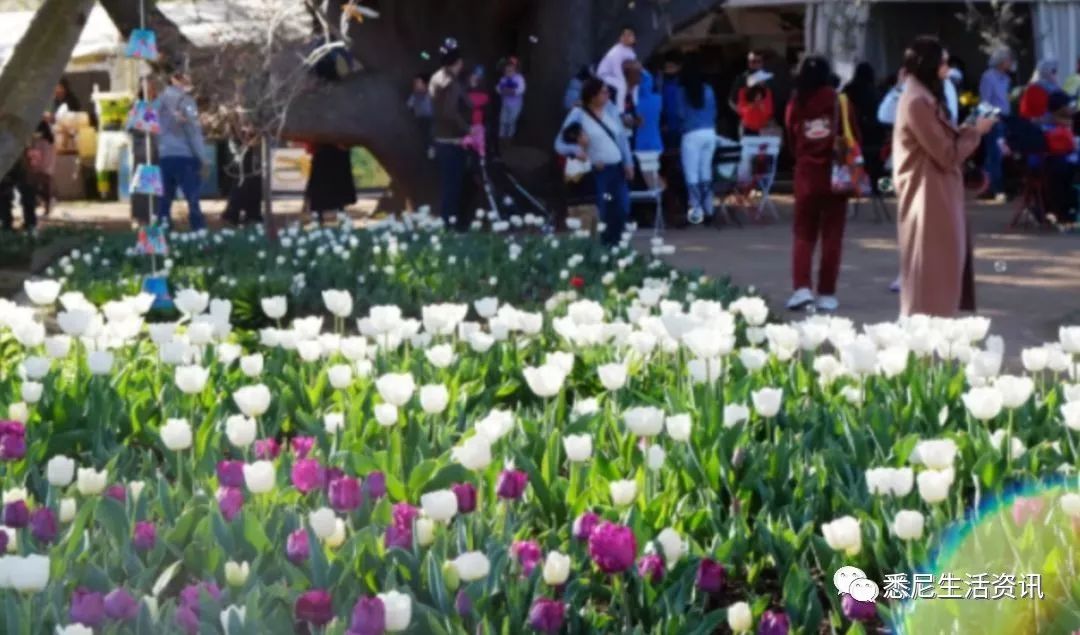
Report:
0,0,95,178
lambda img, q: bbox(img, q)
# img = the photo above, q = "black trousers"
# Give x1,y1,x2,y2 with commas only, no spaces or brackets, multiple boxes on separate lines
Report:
223,175,263,224
0,163,36,231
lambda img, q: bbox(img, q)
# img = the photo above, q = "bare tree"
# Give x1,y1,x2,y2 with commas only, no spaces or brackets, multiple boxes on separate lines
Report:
957,0,1025,55
0,0,95,179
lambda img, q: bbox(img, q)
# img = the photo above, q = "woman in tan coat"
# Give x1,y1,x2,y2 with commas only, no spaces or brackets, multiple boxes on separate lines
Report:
893,36,996,317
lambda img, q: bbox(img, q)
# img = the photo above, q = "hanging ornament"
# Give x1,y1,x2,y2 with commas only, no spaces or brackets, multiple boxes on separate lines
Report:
131,164,164,196
126,100,160,134
124,28,159,61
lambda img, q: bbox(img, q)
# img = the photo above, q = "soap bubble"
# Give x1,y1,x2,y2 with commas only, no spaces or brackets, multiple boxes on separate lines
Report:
994,261,1007,273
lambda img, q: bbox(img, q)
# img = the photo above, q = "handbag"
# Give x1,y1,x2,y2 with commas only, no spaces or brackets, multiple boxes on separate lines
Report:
830,94,871,196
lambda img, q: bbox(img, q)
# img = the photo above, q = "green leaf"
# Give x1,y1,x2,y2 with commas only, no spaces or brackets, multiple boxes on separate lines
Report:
241,510,271,553
96,496,129,546
407,460,439,498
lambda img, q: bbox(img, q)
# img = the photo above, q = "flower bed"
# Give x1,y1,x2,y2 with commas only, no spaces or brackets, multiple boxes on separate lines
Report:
2,220,1080,634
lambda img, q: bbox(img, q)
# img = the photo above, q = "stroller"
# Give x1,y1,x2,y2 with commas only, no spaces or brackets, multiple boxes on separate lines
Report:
462,122,548,229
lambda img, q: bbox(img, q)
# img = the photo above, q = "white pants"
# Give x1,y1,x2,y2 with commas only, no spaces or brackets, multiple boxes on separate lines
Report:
681,128,716,215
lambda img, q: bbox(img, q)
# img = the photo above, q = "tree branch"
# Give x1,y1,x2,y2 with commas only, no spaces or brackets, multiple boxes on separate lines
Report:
99,0,192,67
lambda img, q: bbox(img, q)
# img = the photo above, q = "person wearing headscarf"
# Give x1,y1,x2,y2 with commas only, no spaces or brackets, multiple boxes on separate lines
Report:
1019,58,1060,122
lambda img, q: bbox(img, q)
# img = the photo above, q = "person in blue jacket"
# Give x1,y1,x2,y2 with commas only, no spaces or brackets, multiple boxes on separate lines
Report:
634,69,664,191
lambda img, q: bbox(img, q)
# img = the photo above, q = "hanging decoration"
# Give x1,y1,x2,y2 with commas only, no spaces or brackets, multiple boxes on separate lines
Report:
130,163,163,196
126,100,160,134
124,28,159,61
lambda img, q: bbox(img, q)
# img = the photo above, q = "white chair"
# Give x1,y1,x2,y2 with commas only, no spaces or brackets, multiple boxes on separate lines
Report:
737,135,782,222
629,187,664,236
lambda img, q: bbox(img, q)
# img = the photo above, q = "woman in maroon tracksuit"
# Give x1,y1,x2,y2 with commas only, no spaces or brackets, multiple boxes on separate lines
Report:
784,56,860,313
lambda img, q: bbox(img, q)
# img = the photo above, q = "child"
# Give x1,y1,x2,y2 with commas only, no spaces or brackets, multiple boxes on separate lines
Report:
463,66,490,157
406,74,434,159
737,83,774,136
560,122,591,182
497,57,526,140
1043,91,1078,222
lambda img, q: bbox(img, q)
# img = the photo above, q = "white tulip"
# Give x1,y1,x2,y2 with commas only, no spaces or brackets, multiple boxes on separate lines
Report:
452,435,493,471
327,364,353,390
542,551,571,585
376,373,416,406
8,402,28,424
1061,493,1080,518
609,479,637,506
59,498,76,523
1062,402,1080,431
738,347,768,371
57,309,93,337
467,330,495,353
664,413,692,442
646,445,666,471
1021,346,1049,372
19,381,41,404
451,552,492,581
20,356,50,381
7,554,50,592
175,365,209,395
260,296,287,320
914,439,958,470
420,489,458,522
225,415,257,448
160,419,192,451
1061,326,1080,354
76,467,107,495
727,601,753,632
476,409,514,442
841,335,878,376
892,510,925,540
225,561,250,587
322,289,353,318
1064,384,1080,403
989,429,1026,460
597,362,628,391
655,527,685,564
993,375,1034,409
474,297,499,318
419,384,450,414
687,357,723,384
243,461,276,494
324,412,345,434
44,335,71,360
916,469,953,504
523,364,567,398
572,398,600,418
962,386,1004,421
87,351,114,376
425,344,455,369
325,518,347,548
239,354,263,377
175,289,210,316
46,455,76,487
309,507,338,539
416,517,435,547
864,467,914,497
233,384,271,418
821,515,862,556
375,403,399,427
751,387,783,417
723,403,750,428
562,434,592,462
623,406,664,437
378,590,412,632
355,359,374,378
24,279,61,305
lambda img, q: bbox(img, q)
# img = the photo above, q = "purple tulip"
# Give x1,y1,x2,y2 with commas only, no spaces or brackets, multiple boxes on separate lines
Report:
0,528,8,554
364,471,386,499
329,476,362,512
106,484,126,504
254,437,281,460
291,436,316,458
384,522,412,550
291,458,327,494
573,511,600,541
348,596,386,635
841,593,877,622
451,482,477,514
454,589,472,618
30,507,58,544
70,587,106,627
496,469,528,500
637,554,665,583
527,597,566,634
2,500,29,528
179,582,222,609
512,540,543,576
217,487,244,521
324,467,345,488
758,609,790,635
176,606,200,635
286,528,310,564
133,521,157,551
392,502,419,527
295,589,334,626
104,588,139,621
216,460,246,488
0,421,26,461
588,521,637,574
695,559,726,594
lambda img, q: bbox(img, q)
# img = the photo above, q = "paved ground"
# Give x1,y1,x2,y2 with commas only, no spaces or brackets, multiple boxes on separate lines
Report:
650,194,1080,353
16,194,1080,353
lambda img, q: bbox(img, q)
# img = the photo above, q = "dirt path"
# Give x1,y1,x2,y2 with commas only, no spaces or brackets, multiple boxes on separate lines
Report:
647,195,1080,354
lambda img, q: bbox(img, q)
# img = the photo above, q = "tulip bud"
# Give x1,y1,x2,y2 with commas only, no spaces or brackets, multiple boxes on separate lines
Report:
225,561,249,587
442,561,460,592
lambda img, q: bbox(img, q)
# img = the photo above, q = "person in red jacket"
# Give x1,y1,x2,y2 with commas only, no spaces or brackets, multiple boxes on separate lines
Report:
1019,58,1059,122
784,55,860,312
1043,90,1077,222
737,83,774,135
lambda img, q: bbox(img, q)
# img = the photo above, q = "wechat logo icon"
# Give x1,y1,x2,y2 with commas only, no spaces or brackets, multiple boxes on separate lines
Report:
833,566,880,602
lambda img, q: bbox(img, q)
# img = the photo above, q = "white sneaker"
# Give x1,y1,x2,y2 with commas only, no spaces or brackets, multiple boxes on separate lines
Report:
815,295,839,312
785,287,815,311
687,207,704,225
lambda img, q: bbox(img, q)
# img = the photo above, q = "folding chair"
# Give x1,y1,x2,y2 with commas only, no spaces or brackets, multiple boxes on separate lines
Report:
712,135,743,226
629,187,664,236
737,135,782,222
